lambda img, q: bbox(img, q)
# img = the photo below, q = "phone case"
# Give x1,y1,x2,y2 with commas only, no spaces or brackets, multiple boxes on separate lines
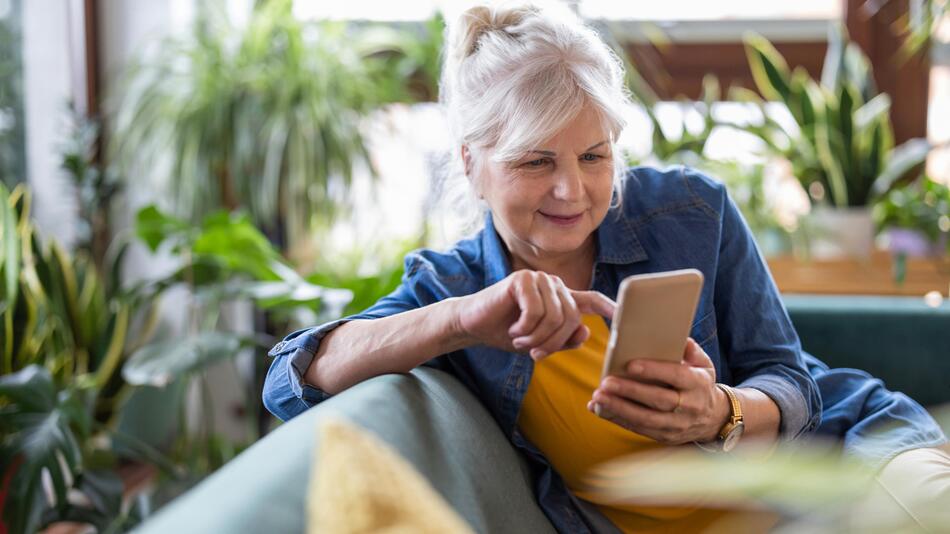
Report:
600,269,704,379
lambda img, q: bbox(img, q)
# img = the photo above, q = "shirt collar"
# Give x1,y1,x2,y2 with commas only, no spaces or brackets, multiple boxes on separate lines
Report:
480,206,649,288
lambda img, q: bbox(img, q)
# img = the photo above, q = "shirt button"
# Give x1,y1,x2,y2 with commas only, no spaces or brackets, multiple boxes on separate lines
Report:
272,340,287,352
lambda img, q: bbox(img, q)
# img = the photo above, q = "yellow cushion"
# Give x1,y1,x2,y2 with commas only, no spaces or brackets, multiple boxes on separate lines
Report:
307,417,475,534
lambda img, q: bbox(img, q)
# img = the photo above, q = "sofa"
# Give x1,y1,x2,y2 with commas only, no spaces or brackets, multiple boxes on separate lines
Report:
134,294,950,533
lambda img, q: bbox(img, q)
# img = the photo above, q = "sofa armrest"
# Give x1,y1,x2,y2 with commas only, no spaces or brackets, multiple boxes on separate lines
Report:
136,367,556,534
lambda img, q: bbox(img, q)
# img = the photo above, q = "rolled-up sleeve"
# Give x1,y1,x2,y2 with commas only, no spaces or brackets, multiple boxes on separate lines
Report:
710,177,822,440
262,263,425,422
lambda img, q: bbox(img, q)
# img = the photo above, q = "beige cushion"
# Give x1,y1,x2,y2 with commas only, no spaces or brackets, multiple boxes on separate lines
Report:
308,417,475,534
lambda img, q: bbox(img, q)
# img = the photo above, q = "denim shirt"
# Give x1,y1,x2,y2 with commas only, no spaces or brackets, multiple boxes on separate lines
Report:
262,165,944,533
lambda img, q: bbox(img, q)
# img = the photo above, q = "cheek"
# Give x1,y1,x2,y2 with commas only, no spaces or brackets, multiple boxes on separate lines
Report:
588,171,615,210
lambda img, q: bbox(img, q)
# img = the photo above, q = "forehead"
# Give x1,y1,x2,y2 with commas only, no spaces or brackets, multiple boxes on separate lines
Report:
532,108,609,151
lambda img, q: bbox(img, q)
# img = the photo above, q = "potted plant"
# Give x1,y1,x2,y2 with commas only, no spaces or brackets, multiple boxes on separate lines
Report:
0,184,176,534
734,25,932,259
108,0,440,254
874,176,950,283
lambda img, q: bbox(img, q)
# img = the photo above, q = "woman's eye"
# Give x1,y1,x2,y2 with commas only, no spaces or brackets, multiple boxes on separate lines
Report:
524,158,549,167
581,153,603,162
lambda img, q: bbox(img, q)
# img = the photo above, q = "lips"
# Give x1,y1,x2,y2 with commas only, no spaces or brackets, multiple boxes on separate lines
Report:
539,211,583,226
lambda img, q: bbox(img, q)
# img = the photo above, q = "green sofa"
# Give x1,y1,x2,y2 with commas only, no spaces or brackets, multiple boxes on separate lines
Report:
134,294,950,533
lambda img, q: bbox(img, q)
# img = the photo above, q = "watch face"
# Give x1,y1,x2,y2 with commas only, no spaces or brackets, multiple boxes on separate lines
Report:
721,422,745,452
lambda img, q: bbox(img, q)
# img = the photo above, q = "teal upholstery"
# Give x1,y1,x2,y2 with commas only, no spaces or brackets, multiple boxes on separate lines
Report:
135,367,556,534
135,294,949,532
784,294,950,407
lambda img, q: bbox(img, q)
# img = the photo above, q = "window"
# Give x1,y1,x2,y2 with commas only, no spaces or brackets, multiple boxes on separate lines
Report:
0,0,25,187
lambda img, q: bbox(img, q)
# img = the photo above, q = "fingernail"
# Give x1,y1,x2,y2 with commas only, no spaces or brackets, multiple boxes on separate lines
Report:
593,402,603,417
513,340,526,350
531,348,547,360
629,362,643,374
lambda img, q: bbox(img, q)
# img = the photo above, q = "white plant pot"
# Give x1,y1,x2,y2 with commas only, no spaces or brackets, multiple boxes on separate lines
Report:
809,206,876,260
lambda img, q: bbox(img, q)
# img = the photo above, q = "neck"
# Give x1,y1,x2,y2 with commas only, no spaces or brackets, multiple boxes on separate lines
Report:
504,235,597,291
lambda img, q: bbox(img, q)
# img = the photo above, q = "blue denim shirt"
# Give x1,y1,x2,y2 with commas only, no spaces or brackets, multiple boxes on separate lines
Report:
263,165,946,533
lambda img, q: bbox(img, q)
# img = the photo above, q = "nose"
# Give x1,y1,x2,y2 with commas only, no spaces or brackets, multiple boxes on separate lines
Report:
551,162,584,202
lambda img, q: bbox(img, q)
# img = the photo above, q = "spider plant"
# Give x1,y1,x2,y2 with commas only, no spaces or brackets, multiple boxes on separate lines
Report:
109,0,437,250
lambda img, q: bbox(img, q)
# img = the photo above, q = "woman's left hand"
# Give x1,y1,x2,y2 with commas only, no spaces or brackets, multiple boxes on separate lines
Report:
587,338,731,445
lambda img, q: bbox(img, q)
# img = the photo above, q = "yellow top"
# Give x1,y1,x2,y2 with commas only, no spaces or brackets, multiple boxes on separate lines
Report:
516,314,754,533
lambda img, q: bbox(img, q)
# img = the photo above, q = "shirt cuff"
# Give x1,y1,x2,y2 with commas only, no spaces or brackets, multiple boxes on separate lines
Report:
737,374,817,440
268,317,355,404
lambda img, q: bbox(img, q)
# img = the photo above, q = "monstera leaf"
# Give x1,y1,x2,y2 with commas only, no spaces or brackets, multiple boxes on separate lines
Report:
122,332,255,387
0,365,88,534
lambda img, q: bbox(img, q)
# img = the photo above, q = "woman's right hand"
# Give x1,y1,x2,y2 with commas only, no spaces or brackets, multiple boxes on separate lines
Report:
454,270,616,360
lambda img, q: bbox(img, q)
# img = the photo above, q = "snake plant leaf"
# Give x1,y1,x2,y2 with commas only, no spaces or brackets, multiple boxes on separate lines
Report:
871,138,933,199
815,110,850,207
122,332,253,387
821,23,846,91
1,183,19,309
92,304,130,391
788,67,816,130
853,93,892,132
837,82,860,186
744,32,792,104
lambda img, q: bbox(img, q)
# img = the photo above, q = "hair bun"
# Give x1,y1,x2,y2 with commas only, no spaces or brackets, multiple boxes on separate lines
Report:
454,4,538,59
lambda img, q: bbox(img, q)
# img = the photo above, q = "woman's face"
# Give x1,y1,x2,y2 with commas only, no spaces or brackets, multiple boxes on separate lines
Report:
467,106,615,265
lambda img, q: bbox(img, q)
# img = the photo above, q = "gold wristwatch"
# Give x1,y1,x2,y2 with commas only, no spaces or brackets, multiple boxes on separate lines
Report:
696,384,745,452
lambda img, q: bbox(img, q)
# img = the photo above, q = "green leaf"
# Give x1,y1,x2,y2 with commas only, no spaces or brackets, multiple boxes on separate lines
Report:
744,32,792,103
0,364,55,412
122,332,252,387
192,211,282,281
0,366,86,533
134,204,190,252
871,138,932,199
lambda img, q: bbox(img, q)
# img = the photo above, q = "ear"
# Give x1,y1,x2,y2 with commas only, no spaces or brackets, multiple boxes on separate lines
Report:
461,145,484,199
461,145,472,177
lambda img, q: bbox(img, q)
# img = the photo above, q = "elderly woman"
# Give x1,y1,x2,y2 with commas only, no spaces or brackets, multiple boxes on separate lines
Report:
263,2,948,532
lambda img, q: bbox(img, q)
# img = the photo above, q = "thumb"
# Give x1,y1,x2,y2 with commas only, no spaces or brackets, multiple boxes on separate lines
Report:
683,337,714,369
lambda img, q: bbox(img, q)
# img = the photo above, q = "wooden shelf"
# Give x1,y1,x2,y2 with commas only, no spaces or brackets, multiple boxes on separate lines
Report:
767,251,950,297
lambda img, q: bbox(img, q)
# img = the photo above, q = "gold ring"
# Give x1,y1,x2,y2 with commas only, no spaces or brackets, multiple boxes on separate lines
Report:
673,391,682,413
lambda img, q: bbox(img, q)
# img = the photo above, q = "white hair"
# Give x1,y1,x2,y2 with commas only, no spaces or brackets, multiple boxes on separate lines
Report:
436,0,633,232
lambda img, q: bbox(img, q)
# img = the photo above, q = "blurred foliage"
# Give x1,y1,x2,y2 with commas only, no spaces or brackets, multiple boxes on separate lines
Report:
735,25,931,207
109,0,443,250
864,0,949,60
0,184,170,534
875,176,950,251
609,36,791,251
60,108,121,270
0,1,26,188
584,405,950,532
356,13,445,104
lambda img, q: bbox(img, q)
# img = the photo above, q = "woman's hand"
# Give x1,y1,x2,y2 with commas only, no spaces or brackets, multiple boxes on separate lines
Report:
587,338,731,445
454,269,615,360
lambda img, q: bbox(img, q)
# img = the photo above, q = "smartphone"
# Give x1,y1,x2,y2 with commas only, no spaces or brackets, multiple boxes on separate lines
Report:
600,269,704,380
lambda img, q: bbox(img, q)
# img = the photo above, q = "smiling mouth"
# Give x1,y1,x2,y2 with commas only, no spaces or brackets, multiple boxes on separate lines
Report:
539,211,584,225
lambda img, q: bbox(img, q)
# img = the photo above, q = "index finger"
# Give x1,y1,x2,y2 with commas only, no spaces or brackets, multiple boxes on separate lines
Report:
570,290,615,319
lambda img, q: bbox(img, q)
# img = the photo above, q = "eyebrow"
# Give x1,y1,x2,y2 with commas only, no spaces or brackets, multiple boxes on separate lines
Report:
528,140,608,157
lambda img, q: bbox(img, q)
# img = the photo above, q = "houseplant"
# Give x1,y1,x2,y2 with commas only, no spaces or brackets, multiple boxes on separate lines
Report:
874,176,950,282
0,184,172,534
109,0,440,253
735,25,932,258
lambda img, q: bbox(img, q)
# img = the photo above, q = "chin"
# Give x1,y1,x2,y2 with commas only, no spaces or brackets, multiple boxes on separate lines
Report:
534,229,592,254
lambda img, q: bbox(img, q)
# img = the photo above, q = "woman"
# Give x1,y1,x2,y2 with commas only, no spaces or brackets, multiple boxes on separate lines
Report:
263,2,948,532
